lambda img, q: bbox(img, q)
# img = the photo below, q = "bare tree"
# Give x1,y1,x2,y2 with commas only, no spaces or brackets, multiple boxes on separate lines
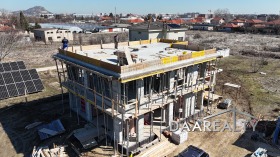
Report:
0,31,23,62
214,8,233,22
0,9,9,19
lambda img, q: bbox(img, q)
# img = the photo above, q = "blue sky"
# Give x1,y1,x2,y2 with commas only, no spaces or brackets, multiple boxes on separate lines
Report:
1,0,280,14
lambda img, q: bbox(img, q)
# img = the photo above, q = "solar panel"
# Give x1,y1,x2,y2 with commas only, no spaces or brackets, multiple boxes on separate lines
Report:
33,79,44,91
10,62,19,71
0,64,4,73
20,70,32,81
2,63,11,72
11,71,23,82
0,61,44,100
0,74,4,85
17,61,26,70
16,82,25,96
0,85,9,100
25,80,36,93
29,69,40,80
2,72,14,84
6,83,18,97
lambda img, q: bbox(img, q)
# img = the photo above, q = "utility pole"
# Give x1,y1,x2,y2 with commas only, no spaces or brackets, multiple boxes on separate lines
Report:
115,7,117,24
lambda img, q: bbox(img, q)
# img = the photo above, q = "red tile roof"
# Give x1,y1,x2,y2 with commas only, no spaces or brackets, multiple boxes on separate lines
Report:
185,17,205,24
266,19,280,25
127,18,144,24
212,17,224,21
222,23,240,28
246,19,264,24
252,24,266,28
230,19,245,23
162,18,184,24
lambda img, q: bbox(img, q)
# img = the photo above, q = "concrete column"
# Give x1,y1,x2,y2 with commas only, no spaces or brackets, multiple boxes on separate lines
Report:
166,103,174,126
114,118,123,142
112,80,122,112
84,71,92,121
197,91,204,110
183,93,196,118
162,107,166,124
191,93,196,115
183,93,190,118
192,65,199,86
137,114,144,142
136,79,144,106
200,62,207,78
169,71,175,90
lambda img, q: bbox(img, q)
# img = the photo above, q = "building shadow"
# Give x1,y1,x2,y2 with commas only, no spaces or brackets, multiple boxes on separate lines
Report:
0,94,75,157
232,120,280,156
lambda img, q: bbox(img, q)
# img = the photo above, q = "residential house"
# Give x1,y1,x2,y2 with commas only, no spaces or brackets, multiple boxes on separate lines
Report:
128,22,188,41
191,24,215,31
53,39,220,156
221,23,240,32
245,19,264,27
33,28,73,42
229,19,245,26
211,17,225,26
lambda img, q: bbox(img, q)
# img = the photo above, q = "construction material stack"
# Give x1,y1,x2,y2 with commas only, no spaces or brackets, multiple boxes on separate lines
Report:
171,129,188,144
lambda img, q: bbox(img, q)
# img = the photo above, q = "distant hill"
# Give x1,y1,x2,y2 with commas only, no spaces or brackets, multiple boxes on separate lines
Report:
13,6,52,16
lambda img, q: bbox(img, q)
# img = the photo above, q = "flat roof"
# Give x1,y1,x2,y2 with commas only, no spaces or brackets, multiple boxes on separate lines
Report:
54,39,219,82
76,42,196,65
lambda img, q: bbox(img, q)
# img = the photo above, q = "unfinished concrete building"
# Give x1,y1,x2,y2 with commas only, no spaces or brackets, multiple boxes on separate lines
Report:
53,39,220,156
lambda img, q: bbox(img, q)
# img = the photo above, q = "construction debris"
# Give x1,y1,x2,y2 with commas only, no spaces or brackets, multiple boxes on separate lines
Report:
250,148,268,157
25,122,43,130
37,119,65,140
171,130,188,145
32,145,67,157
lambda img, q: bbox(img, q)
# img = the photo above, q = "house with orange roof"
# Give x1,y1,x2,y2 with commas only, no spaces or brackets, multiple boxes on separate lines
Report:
211,17,225,26
245,19,264,27
229,19,245,26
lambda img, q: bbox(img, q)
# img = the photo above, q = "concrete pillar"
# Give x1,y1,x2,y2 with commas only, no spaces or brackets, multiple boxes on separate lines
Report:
137,114,144,142
84,71,92,121
183,93,190,118
169,71,175,90
197,91,204,110
136,79,144,106
162,107,166,124
114,118,123,142
200,62,207,78
183,93,195,118
191,93,196,115
166,103,174,126
112,80,122,112
192,65,199,86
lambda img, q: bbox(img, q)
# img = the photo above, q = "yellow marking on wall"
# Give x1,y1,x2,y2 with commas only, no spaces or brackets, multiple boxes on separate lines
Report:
192,50,205,58
150,39,158,43
161,56,178,64
141,40,150,44
129,41,141,46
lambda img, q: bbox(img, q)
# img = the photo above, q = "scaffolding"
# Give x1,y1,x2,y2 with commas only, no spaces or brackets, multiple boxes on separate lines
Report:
53,39,221,156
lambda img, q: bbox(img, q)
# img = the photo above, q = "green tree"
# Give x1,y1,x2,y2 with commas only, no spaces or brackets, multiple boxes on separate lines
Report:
34,22,41,29
109,13,114,18
19,11,29,31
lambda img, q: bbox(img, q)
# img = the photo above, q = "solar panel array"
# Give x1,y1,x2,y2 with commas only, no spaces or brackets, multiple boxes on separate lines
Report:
0,61,44,100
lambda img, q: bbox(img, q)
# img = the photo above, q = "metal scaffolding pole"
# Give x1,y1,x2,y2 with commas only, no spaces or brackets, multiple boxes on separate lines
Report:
55,59,65,114
126,119,130,157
